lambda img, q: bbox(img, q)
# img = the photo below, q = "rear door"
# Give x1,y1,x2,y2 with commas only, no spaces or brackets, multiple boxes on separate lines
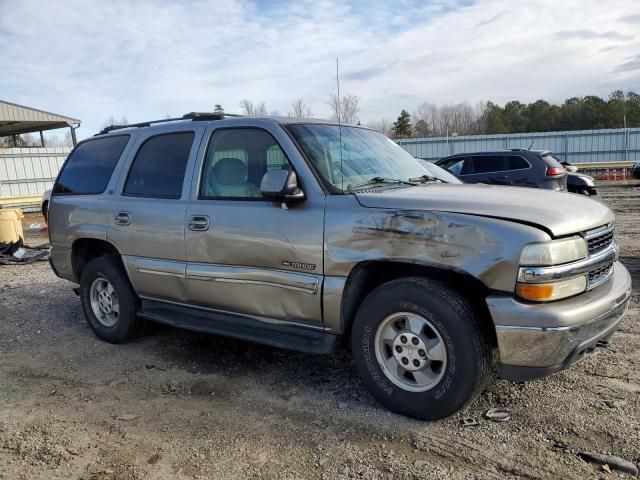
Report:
504,154,534,187
107,125,204,302
184,123,325,328
460,155,513,185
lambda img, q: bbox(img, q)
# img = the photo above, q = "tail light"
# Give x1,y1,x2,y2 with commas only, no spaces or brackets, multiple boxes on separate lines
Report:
546,166,565,176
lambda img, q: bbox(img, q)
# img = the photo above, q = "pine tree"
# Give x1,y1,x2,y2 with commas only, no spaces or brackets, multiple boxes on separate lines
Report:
392,110,412,138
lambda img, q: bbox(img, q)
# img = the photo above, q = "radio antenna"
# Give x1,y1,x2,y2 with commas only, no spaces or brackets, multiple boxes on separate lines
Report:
336,58,344,192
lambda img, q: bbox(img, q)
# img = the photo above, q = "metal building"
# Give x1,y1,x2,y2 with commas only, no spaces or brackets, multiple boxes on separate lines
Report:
0,101,80,211
397,128,640,164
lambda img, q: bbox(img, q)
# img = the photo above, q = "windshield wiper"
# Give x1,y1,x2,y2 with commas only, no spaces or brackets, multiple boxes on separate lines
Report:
347,176,416,191
408,174,441,183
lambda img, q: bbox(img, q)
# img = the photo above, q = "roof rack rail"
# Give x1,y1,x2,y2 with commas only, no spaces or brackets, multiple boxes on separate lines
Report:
96,111,244,135
183,111,244,120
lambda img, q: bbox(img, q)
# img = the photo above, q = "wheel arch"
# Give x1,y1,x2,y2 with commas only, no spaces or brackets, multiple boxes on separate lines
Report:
340,260,497,345
71,238,125,282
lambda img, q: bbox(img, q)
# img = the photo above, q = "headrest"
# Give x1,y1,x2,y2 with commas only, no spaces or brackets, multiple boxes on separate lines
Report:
213,157,247,185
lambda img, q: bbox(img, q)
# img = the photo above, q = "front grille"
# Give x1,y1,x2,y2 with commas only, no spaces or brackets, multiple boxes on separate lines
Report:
588,263,614,289
585,224,614,254
583,223,616,289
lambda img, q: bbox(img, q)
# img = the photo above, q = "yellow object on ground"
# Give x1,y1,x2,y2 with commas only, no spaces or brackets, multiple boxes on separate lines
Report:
0,208,24,245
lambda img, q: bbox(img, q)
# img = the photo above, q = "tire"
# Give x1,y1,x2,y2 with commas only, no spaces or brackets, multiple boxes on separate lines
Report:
579,189,590,196
79,255,140,343
351,277,492,420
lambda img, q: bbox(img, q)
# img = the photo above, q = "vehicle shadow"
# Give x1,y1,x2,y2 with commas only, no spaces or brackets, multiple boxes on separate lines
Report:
142,321,370,405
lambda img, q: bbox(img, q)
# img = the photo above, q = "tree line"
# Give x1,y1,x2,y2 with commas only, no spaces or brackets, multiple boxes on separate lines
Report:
385,90,640,139
4,90,638,147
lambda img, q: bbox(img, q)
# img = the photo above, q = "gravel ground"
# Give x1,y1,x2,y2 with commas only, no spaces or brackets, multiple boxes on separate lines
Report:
1,184,639,479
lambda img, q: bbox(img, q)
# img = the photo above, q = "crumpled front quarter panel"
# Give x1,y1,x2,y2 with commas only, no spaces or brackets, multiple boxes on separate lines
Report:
324,195,550,293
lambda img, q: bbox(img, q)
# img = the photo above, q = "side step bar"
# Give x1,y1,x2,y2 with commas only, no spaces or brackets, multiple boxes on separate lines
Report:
138,299,337,354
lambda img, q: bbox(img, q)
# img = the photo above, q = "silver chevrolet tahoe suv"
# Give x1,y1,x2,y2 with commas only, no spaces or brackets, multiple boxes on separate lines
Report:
48,113,632,420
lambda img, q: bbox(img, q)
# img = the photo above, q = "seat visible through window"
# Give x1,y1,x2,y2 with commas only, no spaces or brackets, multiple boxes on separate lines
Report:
200,128,291,199
207,157,261,198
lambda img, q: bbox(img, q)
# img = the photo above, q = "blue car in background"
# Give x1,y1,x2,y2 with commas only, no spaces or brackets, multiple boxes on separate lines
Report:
433,149,597,195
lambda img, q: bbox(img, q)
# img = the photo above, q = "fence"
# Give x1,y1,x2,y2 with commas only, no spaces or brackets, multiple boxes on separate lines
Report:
397,128,640,165
0,146,70,211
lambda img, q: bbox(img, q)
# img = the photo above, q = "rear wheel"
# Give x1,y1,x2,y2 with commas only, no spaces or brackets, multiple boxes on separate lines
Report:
79,256,140,343
351,277,492,420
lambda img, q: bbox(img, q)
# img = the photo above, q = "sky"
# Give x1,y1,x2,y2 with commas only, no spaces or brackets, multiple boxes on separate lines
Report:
1,0,639,140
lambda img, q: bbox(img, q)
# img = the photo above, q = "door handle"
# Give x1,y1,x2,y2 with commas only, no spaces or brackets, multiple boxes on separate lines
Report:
114,211,131,226
188,215,210,231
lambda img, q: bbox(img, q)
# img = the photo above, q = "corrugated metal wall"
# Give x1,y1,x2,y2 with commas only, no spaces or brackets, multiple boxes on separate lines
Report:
0,147,70,197
398,128,640,163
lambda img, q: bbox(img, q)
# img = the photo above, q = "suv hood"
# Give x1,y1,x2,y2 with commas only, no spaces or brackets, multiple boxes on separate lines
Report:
354,184,613,237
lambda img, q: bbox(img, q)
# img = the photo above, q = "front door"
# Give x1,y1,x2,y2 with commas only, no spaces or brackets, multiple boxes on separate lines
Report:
184,125,325,328
107,127,203,302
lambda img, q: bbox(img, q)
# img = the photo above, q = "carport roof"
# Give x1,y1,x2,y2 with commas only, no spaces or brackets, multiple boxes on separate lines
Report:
0,100,80,136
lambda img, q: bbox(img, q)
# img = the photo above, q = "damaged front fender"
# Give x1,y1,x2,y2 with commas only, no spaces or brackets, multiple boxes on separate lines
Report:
322,195,550,331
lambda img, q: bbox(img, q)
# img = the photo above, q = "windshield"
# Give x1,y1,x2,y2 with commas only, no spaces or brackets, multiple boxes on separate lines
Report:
286,124,437,191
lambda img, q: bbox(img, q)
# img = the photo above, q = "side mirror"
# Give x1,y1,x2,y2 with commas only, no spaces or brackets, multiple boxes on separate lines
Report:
260,170,305,202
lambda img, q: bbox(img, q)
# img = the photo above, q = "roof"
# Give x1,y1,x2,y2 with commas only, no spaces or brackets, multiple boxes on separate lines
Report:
0,100,80,136
96,112,360,137
440,149,552,158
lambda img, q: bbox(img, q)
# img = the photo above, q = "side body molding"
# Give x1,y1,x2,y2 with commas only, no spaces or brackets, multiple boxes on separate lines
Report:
185,264,320,295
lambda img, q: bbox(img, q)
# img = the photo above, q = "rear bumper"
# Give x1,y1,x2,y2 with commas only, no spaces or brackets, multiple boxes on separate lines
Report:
487,262,631,381
49,244,76,282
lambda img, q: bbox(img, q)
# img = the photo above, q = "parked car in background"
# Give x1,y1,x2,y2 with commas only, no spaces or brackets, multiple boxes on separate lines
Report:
632,162,640,179
434,150,568,191
566,171,597,196
417,159,462,184
561,162,597,196
47,114,630,420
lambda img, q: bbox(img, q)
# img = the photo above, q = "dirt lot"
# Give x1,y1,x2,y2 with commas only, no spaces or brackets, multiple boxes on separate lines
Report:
1,184,639,480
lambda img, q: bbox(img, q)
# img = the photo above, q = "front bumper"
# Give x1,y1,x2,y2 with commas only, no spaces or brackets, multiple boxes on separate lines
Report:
487,261,631,381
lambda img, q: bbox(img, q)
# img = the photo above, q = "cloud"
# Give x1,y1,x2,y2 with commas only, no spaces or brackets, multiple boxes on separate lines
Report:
616,54,640,72
619,13,640,24
343,65,394,81
555,29,633,41
1,0,639,139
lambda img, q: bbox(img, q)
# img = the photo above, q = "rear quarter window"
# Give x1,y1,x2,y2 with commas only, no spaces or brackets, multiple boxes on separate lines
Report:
506,155,530,170
53,135,129,195
541,153,563,168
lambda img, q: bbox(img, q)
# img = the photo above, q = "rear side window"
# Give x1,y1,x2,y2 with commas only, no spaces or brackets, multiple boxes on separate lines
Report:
53,135,129,195
123,132,194,199
465,155,508,174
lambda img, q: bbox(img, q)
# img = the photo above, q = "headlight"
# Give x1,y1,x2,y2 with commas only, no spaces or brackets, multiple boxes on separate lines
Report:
516,276,587,302
519,236,587,266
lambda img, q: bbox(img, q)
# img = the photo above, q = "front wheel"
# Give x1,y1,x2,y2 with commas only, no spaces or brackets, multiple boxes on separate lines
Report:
351,277,493,420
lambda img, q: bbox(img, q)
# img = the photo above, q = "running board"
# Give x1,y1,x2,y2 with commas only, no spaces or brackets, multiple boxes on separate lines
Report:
138,299,337,354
